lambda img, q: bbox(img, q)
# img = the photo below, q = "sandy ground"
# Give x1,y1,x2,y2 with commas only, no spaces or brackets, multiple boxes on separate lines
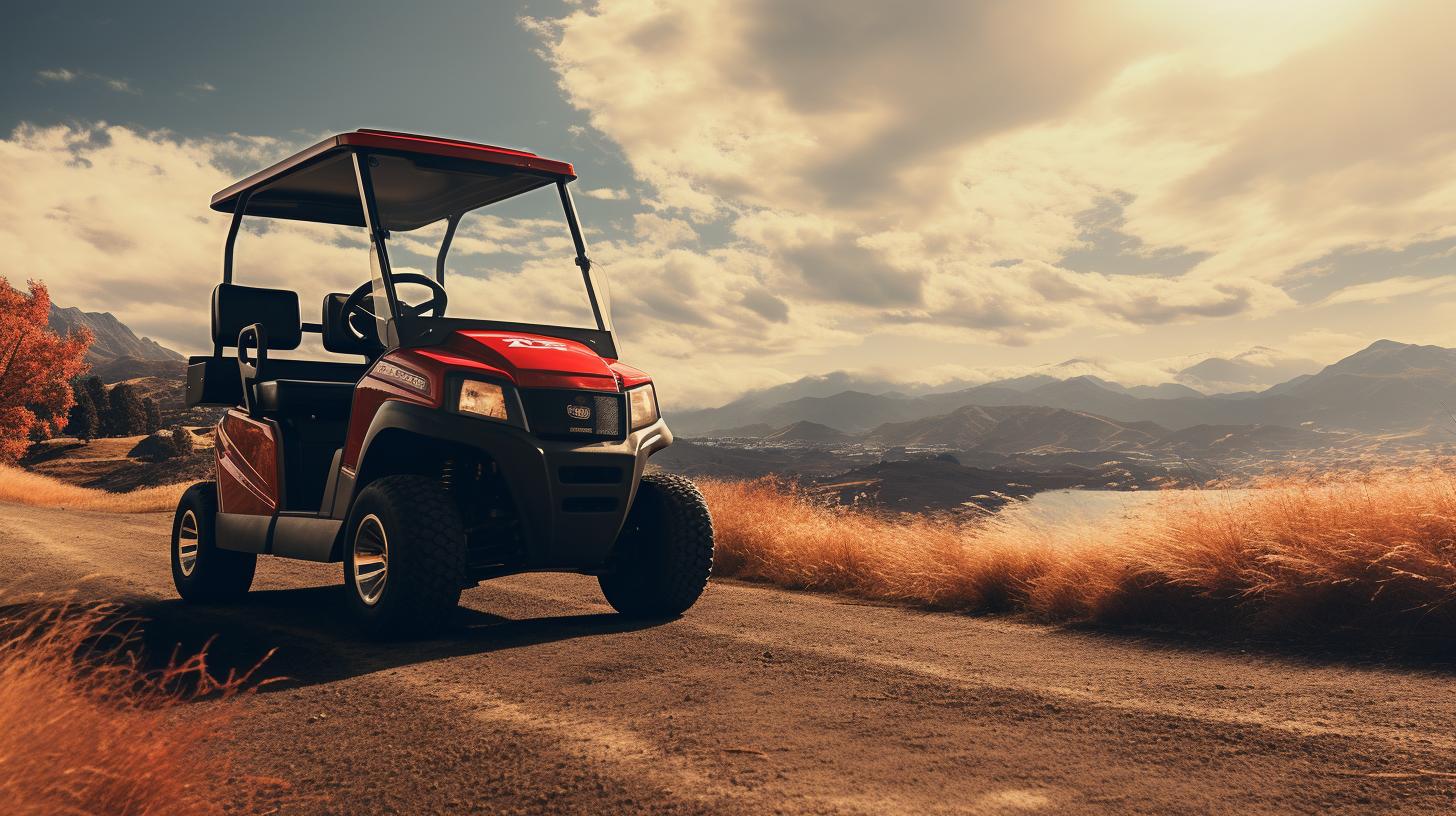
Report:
4,501,1456,814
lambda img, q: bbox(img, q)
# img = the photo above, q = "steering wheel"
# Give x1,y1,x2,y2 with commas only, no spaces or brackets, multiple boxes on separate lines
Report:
340,274,449,343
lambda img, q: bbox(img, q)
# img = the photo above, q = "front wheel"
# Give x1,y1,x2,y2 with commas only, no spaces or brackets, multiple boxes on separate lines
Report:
171,482,255,602
344,476,467,638
599,473,714,618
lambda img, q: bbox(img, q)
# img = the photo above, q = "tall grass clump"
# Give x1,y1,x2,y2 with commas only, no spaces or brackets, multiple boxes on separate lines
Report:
0,464,185,512
0,598,282,814
701,469,1456,639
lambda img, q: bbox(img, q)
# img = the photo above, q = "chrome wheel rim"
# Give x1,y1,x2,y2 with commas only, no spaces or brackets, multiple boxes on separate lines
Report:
352,514,389,606
177,510,199,577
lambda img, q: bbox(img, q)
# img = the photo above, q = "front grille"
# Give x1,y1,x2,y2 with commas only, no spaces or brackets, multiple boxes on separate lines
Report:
521,389,625,441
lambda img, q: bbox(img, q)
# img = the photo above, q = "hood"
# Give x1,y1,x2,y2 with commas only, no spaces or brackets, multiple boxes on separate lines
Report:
432,330,620,391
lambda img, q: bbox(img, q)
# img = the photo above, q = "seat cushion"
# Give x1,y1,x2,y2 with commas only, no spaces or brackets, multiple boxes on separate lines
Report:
255,379,354,420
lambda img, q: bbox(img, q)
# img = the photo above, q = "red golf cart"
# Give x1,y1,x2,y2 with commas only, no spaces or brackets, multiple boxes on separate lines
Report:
172,129,713,636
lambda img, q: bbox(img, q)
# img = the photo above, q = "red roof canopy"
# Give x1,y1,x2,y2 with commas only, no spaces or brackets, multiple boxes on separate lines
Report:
210,129,577,229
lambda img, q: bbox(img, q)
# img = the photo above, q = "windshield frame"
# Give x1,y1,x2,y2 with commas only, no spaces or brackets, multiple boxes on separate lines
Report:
352,149,617,358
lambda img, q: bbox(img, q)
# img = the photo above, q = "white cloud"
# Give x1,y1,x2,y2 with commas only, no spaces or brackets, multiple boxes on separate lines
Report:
36,68,77,83
1320,275,1456,307
103,77,139,94
581,187,627,200
631,213,696,246
35,68,140,94
0,124,350,354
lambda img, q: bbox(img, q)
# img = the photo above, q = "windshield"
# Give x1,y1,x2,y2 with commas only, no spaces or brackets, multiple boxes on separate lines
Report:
363,153,612,340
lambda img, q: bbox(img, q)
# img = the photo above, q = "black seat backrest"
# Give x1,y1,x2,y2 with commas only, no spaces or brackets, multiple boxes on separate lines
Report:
212,284,301,350
321,293,378,357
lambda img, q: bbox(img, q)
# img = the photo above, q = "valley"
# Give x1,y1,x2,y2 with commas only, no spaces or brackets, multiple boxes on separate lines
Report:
657,340,1456,513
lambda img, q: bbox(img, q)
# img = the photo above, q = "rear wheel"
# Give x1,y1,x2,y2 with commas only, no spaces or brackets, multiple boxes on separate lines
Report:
344,476,467,638
599,473,714,618
171,482,255,602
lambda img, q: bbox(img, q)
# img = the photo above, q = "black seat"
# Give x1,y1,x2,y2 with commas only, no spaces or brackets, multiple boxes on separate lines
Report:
255,380,354,420
199,283,365,513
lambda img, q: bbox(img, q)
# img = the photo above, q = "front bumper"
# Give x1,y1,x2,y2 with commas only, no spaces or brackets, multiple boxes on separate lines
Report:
357,400,672,569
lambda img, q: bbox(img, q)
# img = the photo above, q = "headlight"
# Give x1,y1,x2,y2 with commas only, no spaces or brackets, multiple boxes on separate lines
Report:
458,380,508,421
628,383,659,431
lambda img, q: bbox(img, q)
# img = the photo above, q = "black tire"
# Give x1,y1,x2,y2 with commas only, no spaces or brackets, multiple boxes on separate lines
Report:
344,475,467,638
171,482,255,603
599,473,714,618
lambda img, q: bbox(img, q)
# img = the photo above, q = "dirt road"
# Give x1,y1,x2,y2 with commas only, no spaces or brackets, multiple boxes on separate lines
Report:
4,501,1455,814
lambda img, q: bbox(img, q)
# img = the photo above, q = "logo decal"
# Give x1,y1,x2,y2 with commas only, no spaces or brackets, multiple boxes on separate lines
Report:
373,361,429,393
503,337,569,350
566,403,593,420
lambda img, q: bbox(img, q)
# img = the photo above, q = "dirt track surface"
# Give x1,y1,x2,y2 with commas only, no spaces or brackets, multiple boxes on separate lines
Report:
5,501,1456,814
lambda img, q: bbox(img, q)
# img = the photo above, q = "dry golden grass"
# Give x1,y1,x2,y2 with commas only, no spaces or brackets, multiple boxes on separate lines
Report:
0,464,185,513
0,598,284,815
702,469,1456,638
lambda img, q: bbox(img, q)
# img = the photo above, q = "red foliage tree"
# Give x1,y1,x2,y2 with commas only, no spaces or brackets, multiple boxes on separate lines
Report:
0,278,92,463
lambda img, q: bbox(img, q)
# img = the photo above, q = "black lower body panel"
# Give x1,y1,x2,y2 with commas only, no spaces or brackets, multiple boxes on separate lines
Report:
216,511,343,562
348,401,673,570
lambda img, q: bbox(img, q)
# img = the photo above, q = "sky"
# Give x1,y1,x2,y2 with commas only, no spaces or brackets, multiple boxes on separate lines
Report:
3,0,1455,408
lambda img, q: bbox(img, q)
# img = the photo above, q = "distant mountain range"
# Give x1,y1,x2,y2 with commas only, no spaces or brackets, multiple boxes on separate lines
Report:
49,303,185,384
675,340,1456,440
674,403,1346,460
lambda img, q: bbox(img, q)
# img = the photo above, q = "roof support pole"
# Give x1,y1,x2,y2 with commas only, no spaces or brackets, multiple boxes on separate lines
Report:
557,180,609,334
222,189,252,286
352,152,403,348
216,189,254,356
436,213,460,284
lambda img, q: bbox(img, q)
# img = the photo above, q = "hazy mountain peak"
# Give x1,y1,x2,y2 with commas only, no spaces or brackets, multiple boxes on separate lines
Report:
1322,339,1456,376
761,420,850,443
1176,346,1321,393
47,303,184,364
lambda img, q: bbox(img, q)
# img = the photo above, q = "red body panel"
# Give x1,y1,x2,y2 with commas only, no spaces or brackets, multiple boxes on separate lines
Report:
608,360,652,389
215,409,283,515
449,331,620,391
342,350,441,472
339,331,655,472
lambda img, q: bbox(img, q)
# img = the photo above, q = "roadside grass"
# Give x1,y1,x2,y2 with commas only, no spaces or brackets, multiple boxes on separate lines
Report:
0,598,286,815
0,464,185,513
701,469,1456,640
11,453,1455,641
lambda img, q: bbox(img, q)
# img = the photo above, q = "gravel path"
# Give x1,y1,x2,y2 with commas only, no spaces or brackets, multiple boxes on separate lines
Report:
4,501,1455,814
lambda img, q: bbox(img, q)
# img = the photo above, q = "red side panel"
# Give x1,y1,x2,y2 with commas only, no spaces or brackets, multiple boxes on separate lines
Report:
341,351,441,472
215,409,284,516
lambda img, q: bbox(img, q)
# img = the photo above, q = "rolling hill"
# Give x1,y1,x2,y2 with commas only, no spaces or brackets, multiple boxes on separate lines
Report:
864,405,1164,453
